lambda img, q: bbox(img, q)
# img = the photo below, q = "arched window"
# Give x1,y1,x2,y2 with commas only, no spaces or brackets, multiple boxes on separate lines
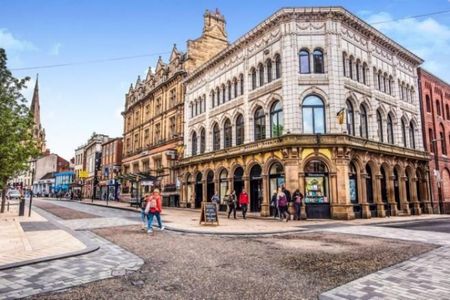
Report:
440,124,447,155
200,128,206,154
362,63,367,84
258,63,264,87
383,74,387,93
254,106,266,141
224,118,232,148
270,100,283,137
388,76,393,95
190,103,193,118
437,100,441,116
446,104,450,120
213,123,220,151
239,74,244,95
377,110,385,142
236,114,244,146
211,90,215,108
302,95,325,134
377,72,382,91
366,164,374,203
401,119,407,147
409,121,416,149
191,132,198,155
275,54,281,79
349,57,354,79
299,49,310,74
227,81,232,101
429,128,434,152
356,60,360,82
313,49,324,73
233,78,238,98
251,68,257,90
426,95,431,112
219,169,228,201
346,100,355,136
222,84,226,103
387,113,394,144
343,53,347,77
266,59,272,83
360,104,368,139
216,87,220,107
194,100,198,116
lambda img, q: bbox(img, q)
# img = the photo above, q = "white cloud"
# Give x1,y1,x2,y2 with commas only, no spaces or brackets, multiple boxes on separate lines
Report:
0,28,37,52
49,42,62,56
365,12,450,82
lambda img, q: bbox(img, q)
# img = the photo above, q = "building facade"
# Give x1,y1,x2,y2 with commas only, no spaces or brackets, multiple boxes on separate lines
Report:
121,9,228,204
33,153,69,196
99,138,123,200
82,133,110,199
418,68,450,214
179,7,431,219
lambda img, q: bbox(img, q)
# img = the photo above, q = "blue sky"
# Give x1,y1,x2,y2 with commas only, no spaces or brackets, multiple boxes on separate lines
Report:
1,0,450,160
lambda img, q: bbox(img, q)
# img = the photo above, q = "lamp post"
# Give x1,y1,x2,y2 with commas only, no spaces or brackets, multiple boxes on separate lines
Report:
29,162,35,217
431,138,444,214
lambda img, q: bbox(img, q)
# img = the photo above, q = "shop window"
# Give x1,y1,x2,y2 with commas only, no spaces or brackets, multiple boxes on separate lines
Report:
304,160,329,204
269,162,284,199
349,162,358,204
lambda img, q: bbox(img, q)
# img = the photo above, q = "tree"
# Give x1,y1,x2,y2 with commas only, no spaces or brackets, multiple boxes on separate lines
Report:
0,48,39,213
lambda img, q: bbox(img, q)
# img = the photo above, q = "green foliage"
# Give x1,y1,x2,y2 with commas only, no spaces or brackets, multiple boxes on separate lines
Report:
0,48,39,189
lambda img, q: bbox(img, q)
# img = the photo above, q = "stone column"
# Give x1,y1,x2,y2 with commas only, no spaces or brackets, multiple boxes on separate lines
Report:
332,161,355,220
400,176,411,215
284,158,299,218
298,171,307,219
202,178,207,203
360,171,371,219
375,174,386,217
261,174,270,217
388,175,398,216
411,176,421,215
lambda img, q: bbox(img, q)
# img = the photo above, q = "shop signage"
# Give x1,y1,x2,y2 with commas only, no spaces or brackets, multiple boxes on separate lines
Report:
79,170,89,178
199,202,219,226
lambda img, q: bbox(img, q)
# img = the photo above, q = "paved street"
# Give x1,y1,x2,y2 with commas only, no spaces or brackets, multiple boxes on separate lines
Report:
380,218,450,234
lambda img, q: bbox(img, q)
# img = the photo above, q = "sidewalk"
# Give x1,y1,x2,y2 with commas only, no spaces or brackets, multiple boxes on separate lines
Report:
54,198,450,235
0,202,89,270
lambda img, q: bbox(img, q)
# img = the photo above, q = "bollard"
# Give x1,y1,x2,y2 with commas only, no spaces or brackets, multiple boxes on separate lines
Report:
19,198,25,216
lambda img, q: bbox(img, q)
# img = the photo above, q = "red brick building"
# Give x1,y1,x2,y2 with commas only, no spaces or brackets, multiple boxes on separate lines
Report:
418,68,450,214
99,138,123,200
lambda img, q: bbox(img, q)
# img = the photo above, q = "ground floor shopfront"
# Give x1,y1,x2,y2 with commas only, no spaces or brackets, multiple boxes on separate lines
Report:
178,135,432,219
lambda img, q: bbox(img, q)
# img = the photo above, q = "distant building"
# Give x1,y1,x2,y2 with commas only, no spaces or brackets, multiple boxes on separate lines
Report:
99,138,123,200
33,153,70,196
82,133,110,199
418,68,450,214
54,171,75,194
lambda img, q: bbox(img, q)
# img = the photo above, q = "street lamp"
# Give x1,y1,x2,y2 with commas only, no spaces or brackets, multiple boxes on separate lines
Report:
431,138,444,214
29,160,36,217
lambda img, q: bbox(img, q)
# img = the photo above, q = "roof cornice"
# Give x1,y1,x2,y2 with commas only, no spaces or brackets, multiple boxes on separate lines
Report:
186,6,423,84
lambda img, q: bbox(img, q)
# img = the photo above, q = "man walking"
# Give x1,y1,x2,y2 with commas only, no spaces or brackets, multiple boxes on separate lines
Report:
239,188,249,219
226,189,237,219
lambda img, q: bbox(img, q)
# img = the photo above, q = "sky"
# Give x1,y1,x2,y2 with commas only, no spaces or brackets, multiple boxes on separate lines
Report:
1,0,450,160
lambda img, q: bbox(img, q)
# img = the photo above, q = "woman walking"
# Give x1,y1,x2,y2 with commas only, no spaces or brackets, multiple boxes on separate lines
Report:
277,187,290,222
293,189,304,220
270,191,278,218
147,188,165,234
226,189,237,219
239,188,249,219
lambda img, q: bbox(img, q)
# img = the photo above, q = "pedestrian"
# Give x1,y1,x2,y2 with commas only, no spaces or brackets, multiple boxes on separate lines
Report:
147,188,165,234
211,191,220,208
293,189,304,220
282,184,292,221
239,188,249,219
140,195,148,231
277,187,290,222
270,191,278,218
226,189,237,219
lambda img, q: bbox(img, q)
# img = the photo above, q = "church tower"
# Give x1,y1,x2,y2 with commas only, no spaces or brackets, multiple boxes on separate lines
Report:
30,74,46,153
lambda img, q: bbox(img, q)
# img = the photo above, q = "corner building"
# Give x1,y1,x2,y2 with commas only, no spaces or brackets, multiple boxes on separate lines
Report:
178,7,431,219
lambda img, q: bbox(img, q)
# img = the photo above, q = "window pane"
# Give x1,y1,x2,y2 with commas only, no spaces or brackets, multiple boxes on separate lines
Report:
303,107,313,133
299,51,310,74
314,108,325,133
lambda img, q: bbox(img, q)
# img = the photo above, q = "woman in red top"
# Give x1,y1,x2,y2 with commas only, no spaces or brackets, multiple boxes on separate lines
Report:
147,188,165,233
239,188,249,219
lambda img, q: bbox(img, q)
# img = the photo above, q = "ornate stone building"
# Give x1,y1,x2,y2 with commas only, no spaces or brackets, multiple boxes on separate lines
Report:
418,68,450,214
121,10,228,204
178,7,431,219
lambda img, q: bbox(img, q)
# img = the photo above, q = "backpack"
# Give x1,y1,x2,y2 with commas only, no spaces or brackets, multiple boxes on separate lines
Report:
278,194,287,207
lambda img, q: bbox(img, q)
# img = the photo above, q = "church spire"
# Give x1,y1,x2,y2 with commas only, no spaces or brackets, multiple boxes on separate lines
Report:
30,73,40,126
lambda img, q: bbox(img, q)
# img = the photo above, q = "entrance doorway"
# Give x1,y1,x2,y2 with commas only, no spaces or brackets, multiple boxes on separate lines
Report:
233,167,244,201
250,165,263,212
393,168,401,210
207,171,215,202
195,173,203,208
304,160,330,218
349,161,361,218
365,164,377,217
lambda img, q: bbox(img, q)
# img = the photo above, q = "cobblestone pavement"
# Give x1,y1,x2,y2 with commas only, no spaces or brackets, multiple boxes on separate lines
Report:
320,226,450,299
0,231,143,300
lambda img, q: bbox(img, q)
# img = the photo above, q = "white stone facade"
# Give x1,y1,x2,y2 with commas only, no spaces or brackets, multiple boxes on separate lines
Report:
184,7,424,157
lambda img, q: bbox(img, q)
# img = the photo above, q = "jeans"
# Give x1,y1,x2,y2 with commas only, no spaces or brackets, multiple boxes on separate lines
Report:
147,212,163,230
241,204,248,219
228,204,236,219
140,209,146,225
279,206,290,221
294,203,301,220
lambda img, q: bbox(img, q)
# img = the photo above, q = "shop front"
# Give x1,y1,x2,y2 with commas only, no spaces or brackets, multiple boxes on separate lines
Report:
303,160,330,219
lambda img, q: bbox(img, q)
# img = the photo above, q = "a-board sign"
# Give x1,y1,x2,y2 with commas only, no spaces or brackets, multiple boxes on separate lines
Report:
199,202,219,226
